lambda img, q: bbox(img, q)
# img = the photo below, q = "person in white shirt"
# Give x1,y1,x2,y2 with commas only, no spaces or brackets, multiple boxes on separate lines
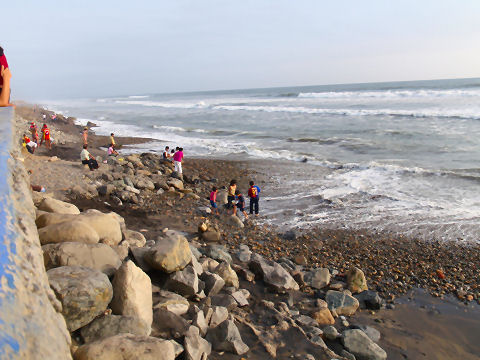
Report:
80,144,98,171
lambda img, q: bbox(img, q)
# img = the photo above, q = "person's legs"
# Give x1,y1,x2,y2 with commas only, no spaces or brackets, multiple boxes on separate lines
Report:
254,198,259,215
177,162,182,174
26,145,34,154
82,159,93,170
249,199,254,215
89,159,99,170
174,161,179,173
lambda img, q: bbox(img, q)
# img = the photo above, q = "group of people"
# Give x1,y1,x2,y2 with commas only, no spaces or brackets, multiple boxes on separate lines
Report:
163,146,184,175
23,122,52,154
210,180,261,218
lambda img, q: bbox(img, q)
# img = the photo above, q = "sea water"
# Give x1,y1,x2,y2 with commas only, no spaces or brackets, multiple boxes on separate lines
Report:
44,78,480,242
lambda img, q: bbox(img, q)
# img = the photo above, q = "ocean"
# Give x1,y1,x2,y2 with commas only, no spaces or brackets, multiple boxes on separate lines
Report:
44,78,480,242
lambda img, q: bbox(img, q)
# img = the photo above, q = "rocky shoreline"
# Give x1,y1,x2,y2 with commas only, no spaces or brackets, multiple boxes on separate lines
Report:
17,105,480,359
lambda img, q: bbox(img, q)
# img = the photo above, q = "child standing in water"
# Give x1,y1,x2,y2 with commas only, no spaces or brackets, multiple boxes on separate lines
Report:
227,180,237,215
210,186,220,216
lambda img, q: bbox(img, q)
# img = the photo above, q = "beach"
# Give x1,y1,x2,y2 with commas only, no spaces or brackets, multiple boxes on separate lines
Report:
15,104,480,359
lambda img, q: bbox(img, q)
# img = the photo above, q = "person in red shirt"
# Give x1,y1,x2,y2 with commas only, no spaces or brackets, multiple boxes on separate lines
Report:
0,46,9,92
0,46,13,107
40,124,52,149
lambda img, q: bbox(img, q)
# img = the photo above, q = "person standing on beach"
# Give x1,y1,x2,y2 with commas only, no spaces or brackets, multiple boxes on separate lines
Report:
227,180,237,215
0,46,13,106
235,189,248,219
173,147,184,175
40,124,52,149
210,186,220,216
30,122,39,144
109,133,116,148
248,180,261,217
80,144,99,171
82,127,88,145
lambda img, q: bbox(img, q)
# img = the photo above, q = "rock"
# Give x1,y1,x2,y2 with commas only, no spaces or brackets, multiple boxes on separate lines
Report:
184,326,212,360
39,220,100,245
206,320,249,355
97,184,115,197
200,271,225,296
210,294,237,311
167,178,184,190
153,290,190,315
200,258,220,273
145,233,192,273
123,229,147,248
347,267,368,294
42,242,121,276
135,177,155,190
152,308,189,339
227,215,244,228
283,230,297,240
193,310,208,336
231,289,250,307
198,222,208,233
235,244,252,262
80,210,123,246
304,268,331,289
249,253,299,292
236,267,255,282
110,261,153,334
323,325,339,340
125,185,140,194
131,246,153,272
165,265,199,297
355,290,383,310
341,349,357,360
112,240,130,261
189,244,202,260
47,266,113,331
208,306,229,328
214,262,239,289
294,255,307,266
80,314,150,343
191,255,204,276
326,290,359,316
295,315,318,328
73,334,175,360
38,197,80,214
202,244,232,264
311,308,335,325
217,189,228,205
35,211,75,228
201,230,221,242
169,340,184,358
342,329,387,360
351,325,381,343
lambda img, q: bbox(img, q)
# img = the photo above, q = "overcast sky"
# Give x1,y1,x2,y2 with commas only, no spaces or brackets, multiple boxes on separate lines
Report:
3,0,480,100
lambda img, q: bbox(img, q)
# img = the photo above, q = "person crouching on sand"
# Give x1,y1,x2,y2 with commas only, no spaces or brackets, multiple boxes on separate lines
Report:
248,180,261,217
80,144,99,171
210,186,220,216
107,144,118,157
163,146,172,162
235,189,248,219
173,147,184,175
227,179,237,215
23,134,37,154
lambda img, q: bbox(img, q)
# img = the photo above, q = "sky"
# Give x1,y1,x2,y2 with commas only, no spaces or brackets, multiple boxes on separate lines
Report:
3,0,480,100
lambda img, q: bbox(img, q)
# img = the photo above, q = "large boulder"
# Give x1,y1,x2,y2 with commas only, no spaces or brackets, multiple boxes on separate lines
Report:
214,262,239,289
47,266,113,331
35,211,75,228
123,229,147,248
167,178,184,190
110,261,153,334
227,215,244,228
325,290,359,316
201,245,232,264
152,308,189,339
73,334,175,360
249,253,299,293
347,267,368,294
184,326,212,360
134,177,155,191
80,210,123,246
200,271,225,296
342,329,387,360
355,290,384,310
201,230,221,242
38,197,80,214
42,242,121,276
39,220,100,245
206,320,249,355
153,290,190,315
80,314,150,343
145,233,192,273
165,265,199,297
304,268,331,289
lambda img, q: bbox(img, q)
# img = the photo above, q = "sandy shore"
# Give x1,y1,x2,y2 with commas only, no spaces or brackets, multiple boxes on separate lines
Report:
16,104,480,359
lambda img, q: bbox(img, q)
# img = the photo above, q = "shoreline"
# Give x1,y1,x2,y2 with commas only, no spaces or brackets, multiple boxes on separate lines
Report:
16,104,480,358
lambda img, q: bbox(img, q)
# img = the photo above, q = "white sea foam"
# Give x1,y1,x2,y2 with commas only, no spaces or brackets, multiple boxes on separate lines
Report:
114,100,208,109
298,88,480,99
128,95,150,99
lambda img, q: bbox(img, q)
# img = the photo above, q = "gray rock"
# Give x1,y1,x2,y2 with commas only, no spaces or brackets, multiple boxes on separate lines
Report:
184,326,212,360
123,229,147,248
304,268,331,289
145,233,192,273
352,325,381,343
80,314,150,343
47,266,113,331
200,271,225,296
201,244,232,264
249,253,299,293
231,289,250,307
210,294,237,311
152,308,190,339
325,290,360,316
131,246,153,272
193,310,209,336
153,290,190,315
189,244,202,260
208,306,229,328
341,349,357,360
134,177,155,191
235,244,252,263
323,325,339,340
191,254,204,276
167,178,184,190
42,242,121,276
214,262,239,289
227,215,244,228
201,230,221,242
206,320,249,355
123,176,134,188
342,329,386,360
355,290,384,310
295,315,318,328
309,335,327,348
165,265,199,297
97,184,115,197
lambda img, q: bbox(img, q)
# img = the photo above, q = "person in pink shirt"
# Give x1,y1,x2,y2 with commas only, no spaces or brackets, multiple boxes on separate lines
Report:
209,186,220,215
173,147,184,175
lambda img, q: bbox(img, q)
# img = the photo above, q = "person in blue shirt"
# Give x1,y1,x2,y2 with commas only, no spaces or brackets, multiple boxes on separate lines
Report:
235,190,248,219
247,180,261,216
